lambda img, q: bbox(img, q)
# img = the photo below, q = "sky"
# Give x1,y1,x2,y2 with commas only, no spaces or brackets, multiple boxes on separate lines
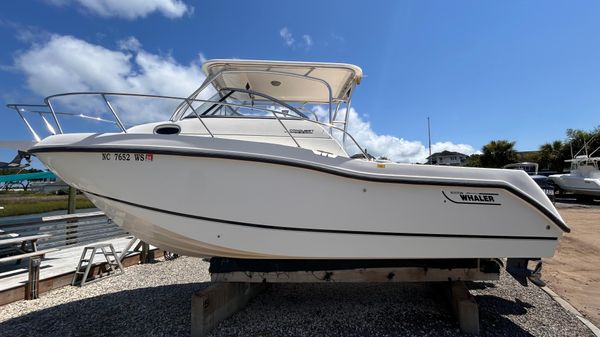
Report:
0,0,599,164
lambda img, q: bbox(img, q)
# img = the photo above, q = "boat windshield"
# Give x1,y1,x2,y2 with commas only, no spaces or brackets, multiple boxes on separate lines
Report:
181,87,310,120
569,156,599,170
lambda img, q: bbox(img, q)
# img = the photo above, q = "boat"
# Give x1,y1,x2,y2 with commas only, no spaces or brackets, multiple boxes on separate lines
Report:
4,59,569,262
0,151,30,170
549,146,600,198
502,162,540,175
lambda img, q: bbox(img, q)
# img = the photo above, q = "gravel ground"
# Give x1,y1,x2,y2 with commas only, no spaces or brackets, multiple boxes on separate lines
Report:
0,257,594,337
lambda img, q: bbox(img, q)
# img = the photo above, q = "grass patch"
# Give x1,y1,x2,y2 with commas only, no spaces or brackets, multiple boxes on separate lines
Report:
0,190,38,195
0,195,95,217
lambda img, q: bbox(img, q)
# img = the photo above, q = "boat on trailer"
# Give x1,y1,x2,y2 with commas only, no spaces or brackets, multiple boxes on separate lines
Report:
5,60,568,280
549,144,600,199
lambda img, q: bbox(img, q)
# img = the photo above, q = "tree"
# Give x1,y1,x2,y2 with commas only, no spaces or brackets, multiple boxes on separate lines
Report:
538,140,566,172
566,127,600,158
480,140,517,168
464,154,481,167
517,151,539,163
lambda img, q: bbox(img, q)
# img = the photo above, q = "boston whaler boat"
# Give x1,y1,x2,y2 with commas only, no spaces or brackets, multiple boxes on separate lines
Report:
6,60,569,281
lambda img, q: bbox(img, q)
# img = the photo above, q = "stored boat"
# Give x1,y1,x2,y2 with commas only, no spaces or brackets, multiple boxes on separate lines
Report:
5,60,569,262
549,152,600,197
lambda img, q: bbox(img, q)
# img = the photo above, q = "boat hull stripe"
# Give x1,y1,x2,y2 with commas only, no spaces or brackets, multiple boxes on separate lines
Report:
84,190,558,241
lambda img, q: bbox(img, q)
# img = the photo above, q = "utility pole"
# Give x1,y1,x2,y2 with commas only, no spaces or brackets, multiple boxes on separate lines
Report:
427,117,432,164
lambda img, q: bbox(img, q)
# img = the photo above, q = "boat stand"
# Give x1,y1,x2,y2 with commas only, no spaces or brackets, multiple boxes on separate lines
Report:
448,280,480,335
208,257,500,283
191,282,268,337
190,258,499,336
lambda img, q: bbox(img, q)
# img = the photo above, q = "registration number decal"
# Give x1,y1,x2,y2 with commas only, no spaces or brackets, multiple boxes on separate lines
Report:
101,153,153,162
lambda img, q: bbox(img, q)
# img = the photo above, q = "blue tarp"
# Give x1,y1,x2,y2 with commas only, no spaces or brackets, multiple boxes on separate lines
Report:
0,171,56,183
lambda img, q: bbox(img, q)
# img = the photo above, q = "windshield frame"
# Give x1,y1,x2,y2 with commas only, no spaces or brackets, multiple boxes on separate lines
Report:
180,87,310,120
170,69,341,122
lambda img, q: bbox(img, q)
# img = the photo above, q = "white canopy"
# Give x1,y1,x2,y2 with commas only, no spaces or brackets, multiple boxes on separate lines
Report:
202,59,362,103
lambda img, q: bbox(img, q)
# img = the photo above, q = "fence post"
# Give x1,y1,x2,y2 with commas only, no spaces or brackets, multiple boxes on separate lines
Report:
67,186,76,214
65,186,78,245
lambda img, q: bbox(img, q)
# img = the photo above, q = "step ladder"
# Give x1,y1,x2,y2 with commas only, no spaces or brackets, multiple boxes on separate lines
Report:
72,243,124,286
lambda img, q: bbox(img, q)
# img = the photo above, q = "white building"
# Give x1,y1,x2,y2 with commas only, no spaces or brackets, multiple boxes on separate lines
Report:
426,151,468,166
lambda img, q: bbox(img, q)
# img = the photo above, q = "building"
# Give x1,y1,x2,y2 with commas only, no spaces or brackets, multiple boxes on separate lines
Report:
426,151,468,166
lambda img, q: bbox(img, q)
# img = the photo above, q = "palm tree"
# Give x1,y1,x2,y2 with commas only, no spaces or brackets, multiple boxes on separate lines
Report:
480,140,517,168
539,140,566,172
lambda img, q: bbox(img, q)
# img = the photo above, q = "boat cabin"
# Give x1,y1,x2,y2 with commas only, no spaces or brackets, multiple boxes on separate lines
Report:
7,59,368,158
567,156,600,178
129,60,365,157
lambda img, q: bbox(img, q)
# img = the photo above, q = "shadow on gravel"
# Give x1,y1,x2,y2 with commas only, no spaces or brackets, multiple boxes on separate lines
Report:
0,282,568,337
0,282,211,337
476,295,536,337
466,281,497,290
476,295,534,315
209,283,539,337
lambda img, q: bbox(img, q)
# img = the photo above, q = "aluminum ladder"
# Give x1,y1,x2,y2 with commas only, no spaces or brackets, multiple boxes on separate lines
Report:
72,243,124,286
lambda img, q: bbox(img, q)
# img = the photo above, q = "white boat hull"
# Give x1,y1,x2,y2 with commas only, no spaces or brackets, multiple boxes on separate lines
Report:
31,133,567,259
549,174,600,196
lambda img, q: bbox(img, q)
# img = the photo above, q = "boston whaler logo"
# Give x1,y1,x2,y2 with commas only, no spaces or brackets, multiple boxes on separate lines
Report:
442,190,501,206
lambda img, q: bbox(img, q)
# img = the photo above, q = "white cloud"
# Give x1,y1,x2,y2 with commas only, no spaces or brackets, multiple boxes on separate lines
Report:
279,27,313,50
302,34,313,48
430,142,479,157
315,107,478,163
14,34,205,122
330,33,345,43
0,20,52,44
117,36,142,51
45,0,192,19
279,27,294,46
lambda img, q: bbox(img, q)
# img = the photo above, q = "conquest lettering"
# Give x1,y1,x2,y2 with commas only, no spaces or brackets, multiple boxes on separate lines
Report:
289,129,314,134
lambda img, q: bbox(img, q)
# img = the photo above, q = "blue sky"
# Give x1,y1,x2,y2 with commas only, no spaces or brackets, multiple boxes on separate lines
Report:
1,0,599,163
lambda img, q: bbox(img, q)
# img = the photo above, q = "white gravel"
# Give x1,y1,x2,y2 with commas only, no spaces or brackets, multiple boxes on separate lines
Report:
0,256,594,337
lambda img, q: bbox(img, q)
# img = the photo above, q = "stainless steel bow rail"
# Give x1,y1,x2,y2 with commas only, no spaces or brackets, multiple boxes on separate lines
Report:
6,91,369,158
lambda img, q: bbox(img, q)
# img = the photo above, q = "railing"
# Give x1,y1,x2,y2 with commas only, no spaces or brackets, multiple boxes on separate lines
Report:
7,91,369,158
172,69,337,123
6,103,117,142
0,211,127,252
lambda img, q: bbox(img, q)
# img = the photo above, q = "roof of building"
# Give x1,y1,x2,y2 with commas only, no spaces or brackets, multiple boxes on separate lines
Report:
426,150,468,159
